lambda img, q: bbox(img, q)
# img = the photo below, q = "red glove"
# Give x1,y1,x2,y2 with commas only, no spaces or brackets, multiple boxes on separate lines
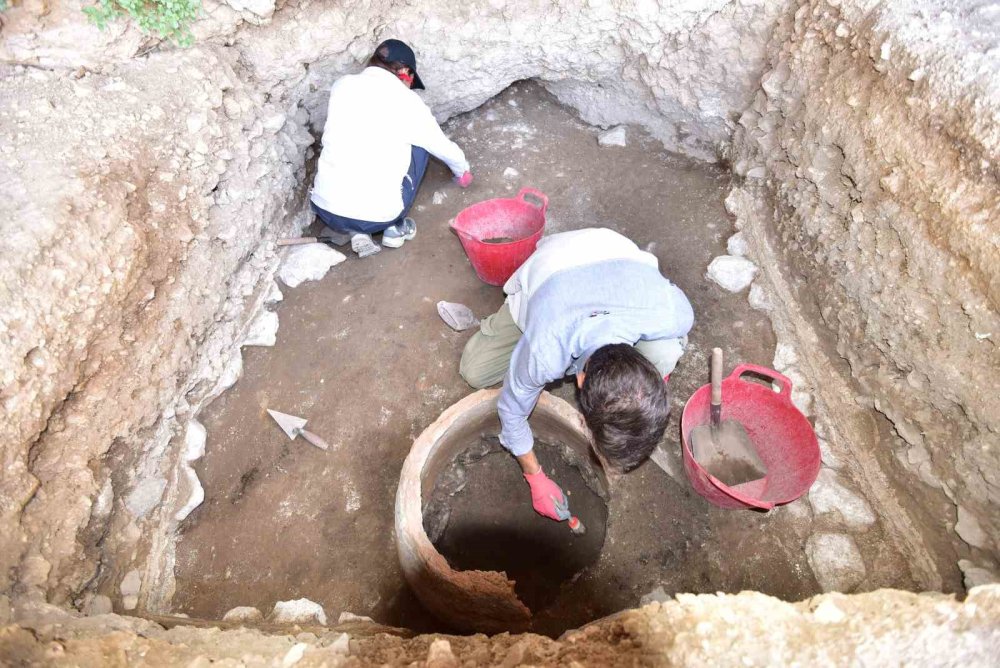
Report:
524,468,571,521
455,171,473,188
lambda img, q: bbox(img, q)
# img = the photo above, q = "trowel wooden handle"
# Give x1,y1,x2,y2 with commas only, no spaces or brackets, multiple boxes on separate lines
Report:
299,429,330,451
711,348,723,406
277,237,319,247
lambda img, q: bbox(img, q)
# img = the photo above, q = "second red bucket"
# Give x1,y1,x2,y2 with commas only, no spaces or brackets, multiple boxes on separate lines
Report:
450,187,548,286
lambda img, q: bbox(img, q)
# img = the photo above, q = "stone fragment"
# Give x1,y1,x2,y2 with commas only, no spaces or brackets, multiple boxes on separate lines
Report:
748,283,773,311
706,255,758,292
278,245,346,288
597,126,627,147
806,533,866,592
271,598,327,626
120,569,142,610
222,606,263,622
243,310,279,347
432,191,446,205
812,598,847,623
726,232,749,257
175,420,207,522
955,506,989,549
265,281,284,305
329,633,350,655
426,638,458,668
125,477,167,519
503,167,520,178
958,560,998,589
337,611,373,624
281,642,308,667
808,468,875,528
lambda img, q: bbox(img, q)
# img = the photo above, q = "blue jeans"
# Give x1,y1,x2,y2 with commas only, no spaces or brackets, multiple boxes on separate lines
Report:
312,146,430,235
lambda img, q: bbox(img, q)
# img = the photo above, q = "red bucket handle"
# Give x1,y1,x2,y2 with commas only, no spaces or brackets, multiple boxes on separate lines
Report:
516,187,548,214
730,363,794,402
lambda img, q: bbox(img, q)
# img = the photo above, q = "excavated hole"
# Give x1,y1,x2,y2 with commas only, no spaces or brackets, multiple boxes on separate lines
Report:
422,436,609,625
171,82,921,635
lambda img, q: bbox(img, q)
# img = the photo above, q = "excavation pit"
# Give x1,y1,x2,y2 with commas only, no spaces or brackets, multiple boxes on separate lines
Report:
397,389,608,635
422,435,609,625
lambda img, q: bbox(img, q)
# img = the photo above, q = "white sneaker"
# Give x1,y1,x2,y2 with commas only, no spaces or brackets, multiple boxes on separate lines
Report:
381,217,416,248
351,233,382,258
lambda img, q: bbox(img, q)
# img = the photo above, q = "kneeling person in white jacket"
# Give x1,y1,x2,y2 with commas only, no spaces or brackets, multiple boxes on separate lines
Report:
310,39,473,258
460,228,694,522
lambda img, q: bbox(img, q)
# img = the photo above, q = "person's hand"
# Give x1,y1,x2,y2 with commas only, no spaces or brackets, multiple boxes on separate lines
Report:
523,468,571,521
455,171,473,188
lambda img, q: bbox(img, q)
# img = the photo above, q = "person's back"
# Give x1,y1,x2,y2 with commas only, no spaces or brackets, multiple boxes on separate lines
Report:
308,39,471,257
312,67,416,223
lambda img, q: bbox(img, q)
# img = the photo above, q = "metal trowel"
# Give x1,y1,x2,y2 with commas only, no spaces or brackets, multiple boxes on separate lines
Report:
689,348,767,486
267,409,330,451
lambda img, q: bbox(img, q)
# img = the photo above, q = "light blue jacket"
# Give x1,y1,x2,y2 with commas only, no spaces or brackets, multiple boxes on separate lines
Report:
497,229,694,456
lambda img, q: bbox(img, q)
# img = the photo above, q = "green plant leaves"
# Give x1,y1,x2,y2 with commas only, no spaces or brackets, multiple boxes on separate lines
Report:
83,0,201,47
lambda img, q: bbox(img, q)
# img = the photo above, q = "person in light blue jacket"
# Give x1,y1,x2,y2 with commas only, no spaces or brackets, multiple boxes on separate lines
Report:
460,228,694,522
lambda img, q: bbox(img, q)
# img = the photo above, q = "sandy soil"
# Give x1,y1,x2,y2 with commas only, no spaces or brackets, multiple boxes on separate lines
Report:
172,83,916,634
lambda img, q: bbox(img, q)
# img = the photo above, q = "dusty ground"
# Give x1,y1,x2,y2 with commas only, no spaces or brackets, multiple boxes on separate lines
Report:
173,83,917,634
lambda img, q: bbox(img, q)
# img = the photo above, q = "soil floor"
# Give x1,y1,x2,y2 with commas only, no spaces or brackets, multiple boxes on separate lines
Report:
173,83,917,635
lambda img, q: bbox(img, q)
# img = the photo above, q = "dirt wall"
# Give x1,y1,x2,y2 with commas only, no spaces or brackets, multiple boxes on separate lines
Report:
729,0,1000,580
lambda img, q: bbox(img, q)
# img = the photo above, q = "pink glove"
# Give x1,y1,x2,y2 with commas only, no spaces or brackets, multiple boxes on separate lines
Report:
524,468,571,521
455,171,473,188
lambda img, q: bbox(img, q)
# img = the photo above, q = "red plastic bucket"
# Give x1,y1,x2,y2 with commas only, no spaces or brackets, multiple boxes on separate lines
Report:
450,188,548,286
680,364,820,510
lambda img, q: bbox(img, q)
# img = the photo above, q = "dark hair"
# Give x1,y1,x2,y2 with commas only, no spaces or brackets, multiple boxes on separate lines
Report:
579,344,670,472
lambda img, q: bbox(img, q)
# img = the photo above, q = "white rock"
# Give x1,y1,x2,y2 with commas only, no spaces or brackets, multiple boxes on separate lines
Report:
271,598,327,626
265,281,284,305
426,638,457,667
278,245,346,288
222,606,263,622
806,533,866,592
726,232,749,257
706,255,758,292
337,611,373,624
812,598,847,623
243,310,279,347
281,642,308,667
748,283,773,311
808,469,875,528
597,126,627,147
432,191,446,205
955,506,989,549
503,167,520,178
120,569,142,610
174,420,207,522
958,560,999,589
329,633,350,655
126,477,167,519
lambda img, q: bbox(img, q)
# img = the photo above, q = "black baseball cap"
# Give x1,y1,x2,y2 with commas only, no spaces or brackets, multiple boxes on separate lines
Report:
375,39,425,90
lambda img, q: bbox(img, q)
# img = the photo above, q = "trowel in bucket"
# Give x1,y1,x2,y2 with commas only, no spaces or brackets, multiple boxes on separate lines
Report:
689,348,767,486
267,409,330,451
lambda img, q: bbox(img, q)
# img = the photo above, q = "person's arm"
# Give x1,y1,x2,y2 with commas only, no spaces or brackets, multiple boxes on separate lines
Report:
403,92,470,177
497,336,572,521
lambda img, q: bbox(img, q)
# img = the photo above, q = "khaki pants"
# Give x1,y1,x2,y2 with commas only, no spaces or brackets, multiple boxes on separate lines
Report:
459,302,688,388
